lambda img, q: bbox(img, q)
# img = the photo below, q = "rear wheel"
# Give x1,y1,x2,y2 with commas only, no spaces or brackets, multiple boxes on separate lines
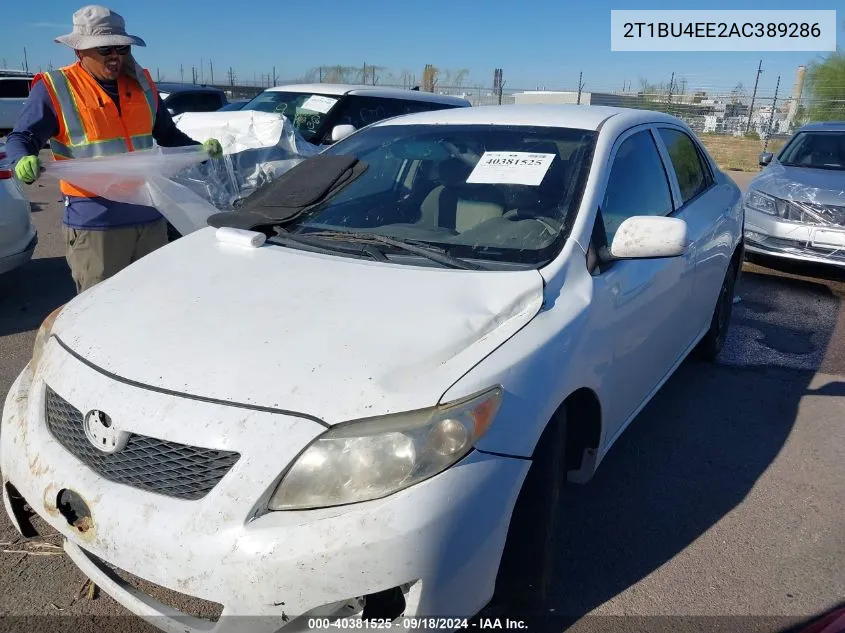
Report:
695,259,738,361
490,409,568,612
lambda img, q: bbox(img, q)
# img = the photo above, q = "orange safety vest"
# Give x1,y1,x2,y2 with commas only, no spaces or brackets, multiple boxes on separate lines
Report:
31,61,158,198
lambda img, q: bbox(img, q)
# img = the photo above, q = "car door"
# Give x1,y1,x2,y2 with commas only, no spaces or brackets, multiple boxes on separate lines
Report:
589,125,696,442
654,126,735,335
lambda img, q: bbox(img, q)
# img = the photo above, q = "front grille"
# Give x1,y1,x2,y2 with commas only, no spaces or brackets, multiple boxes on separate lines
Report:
747,234,845,263
44,386,240,501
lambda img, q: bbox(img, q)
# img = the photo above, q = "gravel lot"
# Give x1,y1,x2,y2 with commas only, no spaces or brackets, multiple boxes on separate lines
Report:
0,170,843,633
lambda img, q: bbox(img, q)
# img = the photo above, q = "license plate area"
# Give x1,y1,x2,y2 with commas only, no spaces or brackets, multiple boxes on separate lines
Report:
811,229,845,249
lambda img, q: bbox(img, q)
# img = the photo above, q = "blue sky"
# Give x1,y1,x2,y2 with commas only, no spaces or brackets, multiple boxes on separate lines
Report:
2,0,841,96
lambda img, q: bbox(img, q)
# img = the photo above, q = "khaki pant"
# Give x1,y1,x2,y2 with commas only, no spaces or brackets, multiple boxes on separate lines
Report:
63,220,168,294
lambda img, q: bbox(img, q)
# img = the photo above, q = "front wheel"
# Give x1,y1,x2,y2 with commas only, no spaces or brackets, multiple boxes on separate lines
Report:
490,409,568,612
695,259,738,361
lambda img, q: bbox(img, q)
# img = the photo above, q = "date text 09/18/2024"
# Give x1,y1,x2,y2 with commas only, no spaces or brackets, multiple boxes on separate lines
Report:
306,618,529,630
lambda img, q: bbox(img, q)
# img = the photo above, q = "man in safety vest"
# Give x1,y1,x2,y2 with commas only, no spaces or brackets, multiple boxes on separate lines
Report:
4,5,223,293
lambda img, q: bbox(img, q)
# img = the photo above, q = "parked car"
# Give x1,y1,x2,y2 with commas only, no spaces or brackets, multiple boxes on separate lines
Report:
0,145,37,274
745,121,845,269
155,82,228,116
1,105,743,631
0,73,34,136
233,83,471,145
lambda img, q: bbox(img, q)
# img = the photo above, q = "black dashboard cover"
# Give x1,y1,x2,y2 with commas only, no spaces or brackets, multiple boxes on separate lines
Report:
207,154,367,231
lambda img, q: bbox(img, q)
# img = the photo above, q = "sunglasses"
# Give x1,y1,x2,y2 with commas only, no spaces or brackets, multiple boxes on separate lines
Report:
95,45,130,56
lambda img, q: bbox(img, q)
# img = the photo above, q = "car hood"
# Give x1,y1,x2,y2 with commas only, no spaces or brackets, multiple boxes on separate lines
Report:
751,162,845,208
51,228,545,425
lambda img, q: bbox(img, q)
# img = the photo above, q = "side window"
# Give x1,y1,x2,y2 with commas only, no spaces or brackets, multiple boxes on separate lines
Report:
601,130,673,243
658,128,712,204
166,92,224,115
0,79,31,99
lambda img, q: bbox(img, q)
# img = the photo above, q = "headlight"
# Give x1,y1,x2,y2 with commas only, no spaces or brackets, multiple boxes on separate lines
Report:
31,304,65,370
268,386,503,510
744,189,778,215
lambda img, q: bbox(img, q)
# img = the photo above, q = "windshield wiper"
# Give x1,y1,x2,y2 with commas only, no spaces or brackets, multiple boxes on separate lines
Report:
294,229,484,270
269,229,390,262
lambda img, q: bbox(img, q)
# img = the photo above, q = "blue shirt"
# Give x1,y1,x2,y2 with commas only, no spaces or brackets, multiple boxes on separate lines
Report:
5,74,202,230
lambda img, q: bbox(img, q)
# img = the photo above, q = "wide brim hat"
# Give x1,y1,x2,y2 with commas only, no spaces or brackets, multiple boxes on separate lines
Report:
55,5,146,50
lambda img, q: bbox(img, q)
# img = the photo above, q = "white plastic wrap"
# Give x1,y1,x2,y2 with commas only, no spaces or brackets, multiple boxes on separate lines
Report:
40,113,323,235
745,161,845,264
171,110,321,210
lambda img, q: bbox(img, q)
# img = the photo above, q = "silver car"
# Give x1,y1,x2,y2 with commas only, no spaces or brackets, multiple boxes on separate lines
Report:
744,121,845,268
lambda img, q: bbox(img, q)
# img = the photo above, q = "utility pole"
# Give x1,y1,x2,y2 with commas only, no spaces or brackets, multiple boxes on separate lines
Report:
763,75,781,153
319,66,323,82
577,71,584,104
272,65,276,86
180,64,184,82
200,57,204,83
156,67,161,82
210,60,214,84
228,66,235,87
192,65,197,84
493,68,504,105
23,47,29,73
667,71,675,104
746,59,763,133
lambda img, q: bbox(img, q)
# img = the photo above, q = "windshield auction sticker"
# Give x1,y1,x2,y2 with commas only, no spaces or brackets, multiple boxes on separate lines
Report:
466,152,556,186
300,95,338,113
610,10,837,51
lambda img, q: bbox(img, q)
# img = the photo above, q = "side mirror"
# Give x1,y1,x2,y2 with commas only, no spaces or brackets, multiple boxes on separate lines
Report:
759,152,773,166
607,216,688,260
331,124,356,143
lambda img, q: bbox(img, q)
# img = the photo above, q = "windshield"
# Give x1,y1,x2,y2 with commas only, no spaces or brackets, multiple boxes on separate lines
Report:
778,131,845,171
280,124,597,267
240,91,340,142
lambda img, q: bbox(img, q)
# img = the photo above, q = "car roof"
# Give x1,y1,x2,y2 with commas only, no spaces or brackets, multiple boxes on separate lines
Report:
266,83,470,106
795,121,845,133
156,82,226,94
370,104,686,131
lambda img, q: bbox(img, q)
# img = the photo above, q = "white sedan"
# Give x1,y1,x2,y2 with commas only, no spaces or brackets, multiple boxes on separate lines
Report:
1,105,743,632
0,146,37,275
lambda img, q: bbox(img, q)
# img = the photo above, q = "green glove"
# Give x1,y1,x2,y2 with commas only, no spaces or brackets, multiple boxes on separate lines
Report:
203,138,223,159
15,155,42,184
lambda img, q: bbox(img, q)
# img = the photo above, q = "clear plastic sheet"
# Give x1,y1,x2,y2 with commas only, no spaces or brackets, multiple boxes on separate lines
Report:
40,112,323,235
746,161,845,264
171,110,321,210
42,146,223,236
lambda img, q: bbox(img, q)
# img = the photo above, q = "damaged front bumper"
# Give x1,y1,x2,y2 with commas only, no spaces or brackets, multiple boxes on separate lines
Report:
0,339,527,633
744,208,845,268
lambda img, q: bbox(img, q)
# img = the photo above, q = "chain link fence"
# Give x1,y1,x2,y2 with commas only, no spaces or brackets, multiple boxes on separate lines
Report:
365,83,816,142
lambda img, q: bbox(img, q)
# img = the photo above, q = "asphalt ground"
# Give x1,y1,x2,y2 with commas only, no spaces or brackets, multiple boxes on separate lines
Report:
0,168,842,633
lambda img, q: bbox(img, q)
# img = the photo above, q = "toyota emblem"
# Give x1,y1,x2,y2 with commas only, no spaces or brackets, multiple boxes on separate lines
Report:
83,410,129,454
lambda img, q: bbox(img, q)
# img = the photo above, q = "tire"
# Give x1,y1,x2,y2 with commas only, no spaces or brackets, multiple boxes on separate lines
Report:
490,408,568,612
695,259,738,361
